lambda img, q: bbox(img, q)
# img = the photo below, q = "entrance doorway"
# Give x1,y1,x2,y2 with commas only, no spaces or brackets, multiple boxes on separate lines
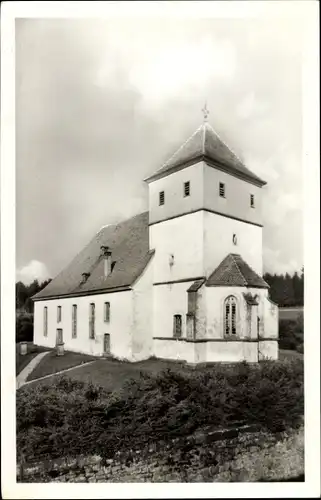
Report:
103,333,111,355
56,328,63,346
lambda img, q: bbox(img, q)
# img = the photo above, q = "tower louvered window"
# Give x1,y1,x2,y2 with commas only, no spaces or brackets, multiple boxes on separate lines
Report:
159,191,165,205
219,182,225,197
184,181,190,197
224,296,237,336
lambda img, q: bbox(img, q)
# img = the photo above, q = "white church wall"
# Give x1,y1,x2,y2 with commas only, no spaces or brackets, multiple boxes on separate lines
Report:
148,162,204,225
203,211,263,277
132,255,155,361
259,341,278,360
153,339,196,363
264,297,279,339
149,211,204,283
152,281,191,339
203,163,263,227
205,341,258,363
34,290,134,359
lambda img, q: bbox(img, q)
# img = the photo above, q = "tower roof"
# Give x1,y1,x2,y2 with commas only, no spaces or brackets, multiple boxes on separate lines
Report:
145,122,266,186
206,253,269,288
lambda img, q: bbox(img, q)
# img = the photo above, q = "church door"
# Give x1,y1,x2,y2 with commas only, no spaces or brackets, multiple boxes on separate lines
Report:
56,328,63,345
103,334,111,355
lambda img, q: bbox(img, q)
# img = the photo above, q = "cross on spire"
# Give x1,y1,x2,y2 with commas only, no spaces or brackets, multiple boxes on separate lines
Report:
202,102,209,122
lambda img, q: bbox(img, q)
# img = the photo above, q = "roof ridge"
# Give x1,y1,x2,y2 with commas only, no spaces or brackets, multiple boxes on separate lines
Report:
159,124,203,170
204,122,244,166
230,253,248,286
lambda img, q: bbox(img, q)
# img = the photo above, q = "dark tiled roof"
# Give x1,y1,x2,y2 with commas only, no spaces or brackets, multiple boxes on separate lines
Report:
145,122,266,186
206,254,269,288
33,212,153,300
187,278,206,292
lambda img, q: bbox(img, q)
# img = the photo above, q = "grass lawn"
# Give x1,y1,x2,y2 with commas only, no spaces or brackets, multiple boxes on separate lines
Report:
26,351,303,391
279,307,304,321
26,350,98,382
16,343,51,376
27,356,188,389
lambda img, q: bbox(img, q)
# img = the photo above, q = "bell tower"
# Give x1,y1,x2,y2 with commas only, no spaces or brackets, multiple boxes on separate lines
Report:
144,107,267,284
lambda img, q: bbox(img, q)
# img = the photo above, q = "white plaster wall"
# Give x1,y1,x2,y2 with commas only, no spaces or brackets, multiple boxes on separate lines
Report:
259,340,278,360
263,298,279,338
148,162,204,225
203,164,263,226
203,211,263,277
132,256,154,361
206,341,258,363
152,282,191,339
34,291,134,359
153,339,196,363
150,211,204,283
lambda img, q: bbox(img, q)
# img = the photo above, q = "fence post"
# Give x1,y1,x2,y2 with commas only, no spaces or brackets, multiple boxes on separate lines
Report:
19,453,25,481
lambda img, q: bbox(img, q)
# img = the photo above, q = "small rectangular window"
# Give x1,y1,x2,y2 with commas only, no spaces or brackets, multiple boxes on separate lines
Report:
89,303,95,339
43,307,48,337
219,182,225,197
72,304,77,338
184,181,190,197
159,191,165,205
57,305,62,323
104,302,110,322
250,194,255,208
173,314,182,338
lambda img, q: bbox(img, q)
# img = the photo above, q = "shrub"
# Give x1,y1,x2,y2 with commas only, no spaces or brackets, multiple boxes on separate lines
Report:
17,359,304,463
279,318,303,351
16,314,34,343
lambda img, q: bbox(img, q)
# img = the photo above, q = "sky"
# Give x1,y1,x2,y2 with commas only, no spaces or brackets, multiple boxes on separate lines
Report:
16,14,304,284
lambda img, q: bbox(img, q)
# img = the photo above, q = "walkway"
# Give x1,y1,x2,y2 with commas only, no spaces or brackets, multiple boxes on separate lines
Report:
16,351,50,389
17,360,97,389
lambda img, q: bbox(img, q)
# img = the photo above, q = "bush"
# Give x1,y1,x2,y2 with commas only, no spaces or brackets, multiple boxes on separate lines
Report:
279,317,304,351
17,359,304,463
16,314,34,343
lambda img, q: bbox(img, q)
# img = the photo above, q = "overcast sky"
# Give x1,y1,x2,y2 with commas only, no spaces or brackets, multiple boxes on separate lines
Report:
16,14,304,284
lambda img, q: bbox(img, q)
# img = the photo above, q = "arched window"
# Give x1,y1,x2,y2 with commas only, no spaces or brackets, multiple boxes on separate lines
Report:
224,296,237,336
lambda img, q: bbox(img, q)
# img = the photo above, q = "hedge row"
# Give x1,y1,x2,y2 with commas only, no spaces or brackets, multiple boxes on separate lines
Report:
17,359,304,462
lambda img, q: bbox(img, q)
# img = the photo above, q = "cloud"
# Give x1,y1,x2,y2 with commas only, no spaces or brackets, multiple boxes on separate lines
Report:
16,260,51,285
15,17,303,278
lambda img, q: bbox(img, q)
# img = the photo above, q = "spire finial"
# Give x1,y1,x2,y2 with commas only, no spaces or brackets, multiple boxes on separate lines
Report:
202,102,209,122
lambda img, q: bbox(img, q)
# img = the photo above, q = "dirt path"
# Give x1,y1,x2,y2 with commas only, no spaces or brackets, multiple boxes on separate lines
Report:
18,360,97,389
16,351,50,389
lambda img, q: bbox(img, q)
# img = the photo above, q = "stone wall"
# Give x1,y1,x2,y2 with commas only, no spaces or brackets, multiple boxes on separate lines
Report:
17,424,282,483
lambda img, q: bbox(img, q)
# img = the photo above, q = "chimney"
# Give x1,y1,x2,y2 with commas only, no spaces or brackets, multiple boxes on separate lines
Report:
81,272,90,284
101,245,112,278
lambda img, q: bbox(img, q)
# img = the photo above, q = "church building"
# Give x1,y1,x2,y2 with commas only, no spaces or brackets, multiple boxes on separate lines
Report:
33,112,278,363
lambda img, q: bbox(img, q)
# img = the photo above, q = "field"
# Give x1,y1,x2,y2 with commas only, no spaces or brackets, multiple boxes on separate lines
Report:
279,307,303,321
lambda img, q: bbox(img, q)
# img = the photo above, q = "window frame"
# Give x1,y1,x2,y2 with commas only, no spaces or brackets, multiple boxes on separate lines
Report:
219,182,225,198
43,306,48,337
57,305,62,323
72,304,77,338
224,296,238,337
89,303,95,339
183,181,190,197
173,314,182,338
104,302,111,323
159,191,165,206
